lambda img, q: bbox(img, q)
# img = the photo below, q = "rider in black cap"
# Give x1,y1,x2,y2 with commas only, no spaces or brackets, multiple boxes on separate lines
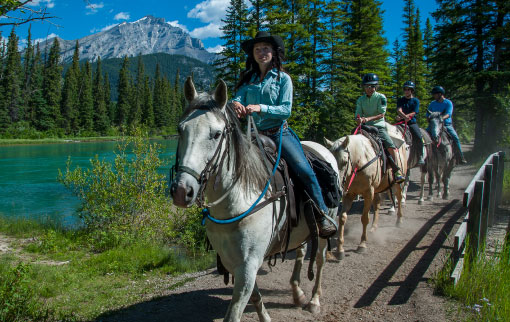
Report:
396,81,425,165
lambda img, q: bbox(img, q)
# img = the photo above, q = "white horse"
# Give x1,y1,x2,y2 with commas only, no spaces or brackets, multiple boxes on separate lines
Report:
326,124,408,259
170,77,339,322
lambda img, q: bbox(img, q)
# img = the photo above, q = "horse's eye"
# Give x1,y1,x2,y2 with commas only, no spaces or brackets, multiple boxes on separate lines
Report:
213,131,222,140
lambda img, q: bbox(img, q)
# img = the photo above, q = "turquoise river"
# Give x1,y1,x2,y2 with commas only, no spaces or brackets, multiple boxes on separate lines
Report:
0,140,177,226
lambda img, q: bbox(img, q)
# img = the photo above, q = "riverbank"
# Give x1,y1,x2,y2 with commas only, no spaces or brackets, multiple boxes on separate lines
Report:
0,217,215,321
0,135,179,146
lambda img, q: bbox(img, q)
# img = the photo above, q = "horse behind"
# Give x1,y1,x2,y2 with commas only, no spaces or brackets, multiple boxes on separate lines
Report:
426,111,457,200
326,123,408,259
170,77,339,322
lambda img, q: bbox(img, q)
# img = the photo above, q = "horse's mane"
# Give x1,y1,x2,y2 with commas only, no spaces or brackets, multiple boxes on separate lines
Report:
179,93,268,192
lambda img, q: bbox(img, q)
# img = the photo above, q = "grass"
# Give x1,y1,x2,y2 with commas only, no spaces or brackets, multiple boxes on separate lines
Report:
434,242,510,321
0,217,215,321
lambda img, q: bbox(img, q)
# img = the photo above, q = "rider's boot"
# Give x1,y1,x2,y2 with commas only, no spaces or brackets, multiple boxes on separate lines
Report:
387,150,405,184
459,153,467,164
316,210,337,238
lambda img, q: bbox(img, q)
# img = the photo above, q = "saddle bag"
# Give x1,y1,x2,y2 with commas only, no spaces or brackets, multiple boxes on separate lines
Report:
305,151,342,208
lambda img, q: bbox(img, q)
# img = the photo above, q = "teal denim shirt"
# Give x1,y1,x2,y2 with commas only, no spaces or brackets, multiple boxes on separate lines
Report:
231,69,293,131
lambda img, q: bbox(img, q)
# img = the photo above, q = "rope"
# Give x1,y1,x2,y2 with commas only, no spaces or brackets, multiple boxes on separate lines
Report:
202,122,284,225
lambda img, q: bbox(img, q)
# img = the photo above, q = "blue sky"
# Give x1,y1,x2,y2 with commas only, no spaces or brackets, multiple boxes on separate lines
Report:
1,0,438,53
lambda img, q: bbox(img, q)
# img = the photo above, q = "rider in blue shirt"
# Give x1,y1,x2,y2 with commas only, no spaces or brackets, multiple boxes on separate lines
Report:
231,31,336,238
396,81,425,165
426,86,467,164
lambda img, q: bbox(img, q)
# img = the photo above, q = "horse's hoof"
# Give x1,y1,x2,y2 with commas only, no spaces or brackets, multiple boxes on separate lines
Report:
443,194,449,200
427,196,433,201
337,251,345,260
387,210,396,216
326,251,336,261
396,218,403,228
356,246,367,253
306,302,321,314
418,199,424,205
369,226,377,233
293,293,307,307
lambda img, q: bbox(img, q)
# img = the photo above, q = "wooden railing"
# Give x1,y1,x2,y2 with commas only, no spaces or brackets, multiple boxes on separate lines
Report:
450,151,506,284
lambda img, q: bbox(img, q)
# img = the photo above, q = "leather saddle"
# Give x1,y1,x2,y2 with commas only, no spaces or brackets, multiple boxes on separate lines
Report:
353,125,388,174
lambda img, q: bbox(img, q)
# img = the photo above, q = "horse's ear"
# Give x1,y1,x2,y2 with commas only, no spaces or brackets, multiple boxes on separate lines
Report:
342,136,350,148
214,79,228,110
324,138,334,148
184,76,197,102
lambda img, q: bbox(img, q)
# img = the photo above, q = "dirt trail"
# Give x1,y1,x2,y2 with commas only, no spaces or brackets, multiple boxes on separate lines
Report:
99,162,480,322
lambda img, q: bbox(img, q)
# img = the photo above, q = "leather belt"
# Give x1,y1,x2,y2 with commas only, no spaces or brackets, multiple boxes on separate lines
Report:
260,122,288,136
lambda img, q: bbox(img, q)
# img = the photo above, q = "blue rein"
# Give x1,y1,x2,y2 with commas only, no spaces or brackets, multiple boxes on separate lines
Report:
202,122,284,225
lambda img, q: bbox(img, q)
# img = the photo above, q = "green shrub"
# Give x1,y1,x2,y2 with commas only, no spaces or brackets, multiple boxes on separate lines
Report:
58,128,206,253
0,262,50,321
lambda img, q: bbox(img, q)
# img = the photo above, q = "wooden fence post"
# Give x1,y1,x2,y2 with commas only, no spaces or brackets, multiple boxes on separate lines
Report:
496,151,505,207
489,155,499,227
467,180,484,260
481,164,492,243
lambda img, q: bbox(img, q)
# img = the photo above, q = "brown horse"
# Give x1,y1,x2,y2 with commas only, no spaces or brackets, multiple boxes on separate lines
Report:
325,123,408,259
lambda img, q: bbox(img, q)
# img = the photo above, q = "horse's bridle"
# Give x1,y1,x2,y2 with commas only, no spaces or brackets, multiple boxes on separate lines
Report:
172,113,234,208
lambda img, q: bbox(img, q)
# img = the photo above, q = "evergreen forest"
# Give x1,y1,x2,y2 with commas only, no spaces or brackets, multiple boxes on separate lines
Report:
1,0,509,155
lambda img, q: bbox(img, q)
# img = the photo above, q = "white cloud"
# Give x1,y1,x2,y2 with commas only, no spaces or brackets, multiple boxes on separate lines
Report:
114,12,130,21
85,2,104,15
206,45,224,54
167,20,189,33
187,0,229,24
90,23,117,33
190,22,223,39
26,0,55,8
33,33,58,44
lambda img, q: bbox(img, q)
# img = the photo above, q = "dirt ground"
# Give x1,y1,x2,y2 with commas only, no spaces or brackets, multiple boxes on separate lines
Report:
97,161,487,322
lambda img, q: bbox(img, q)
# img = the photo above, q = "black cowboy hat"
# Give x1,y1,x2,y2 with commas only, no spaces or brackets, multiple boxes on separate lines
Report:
241,31,285,56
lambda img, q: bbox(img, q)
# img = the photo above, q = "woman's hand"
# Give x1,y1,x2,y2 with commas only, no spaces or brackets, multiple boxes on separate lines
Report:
246,104,261,114
232,101,247,118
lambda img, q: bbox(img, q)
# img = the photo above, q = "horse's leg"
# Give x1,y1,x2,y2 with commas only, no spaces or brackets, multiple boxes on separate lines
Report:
427,169,434,201
290,244,307,307
224,262,259,322
418,166,426,204
442,162,454,199
306,238,327,314
435,168,442,199
370,193,381,233
337,194,354,260
358,188,374,252
250,282,271,322
394,185,404,227
402,168,411,204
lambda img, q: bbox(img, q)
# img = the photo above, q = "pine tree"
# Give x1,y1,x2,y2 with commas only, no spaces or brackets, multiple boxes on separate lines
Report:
1,27,22,123
247,0,264,36
129,55,144,126
115,56,131,127
30,44,48,131
390,39,405,100
103,72,113,124
341,0,391,118
423,18,434,82
214,0,249,90
61,40,80,133
93,57,109,134
21,25,34,123
79,61,94,132
41,38,62,130
173,69,183,119
141,75,154,127
153,64,169,128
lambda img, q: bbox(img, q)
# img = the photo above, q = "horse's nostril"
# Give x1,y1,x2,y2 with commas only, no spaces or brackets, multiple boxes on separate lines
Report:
186,186,194,199
170,182,177,195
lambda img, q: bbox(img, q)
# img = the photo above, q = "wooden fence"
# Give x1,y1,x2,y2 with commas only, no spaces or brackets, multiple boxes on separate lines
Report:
450,151,506,284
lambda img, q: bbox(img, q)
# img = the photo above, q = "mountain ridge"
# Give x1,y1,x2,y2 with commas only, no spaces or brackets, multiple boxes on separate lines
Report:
38,15,217,64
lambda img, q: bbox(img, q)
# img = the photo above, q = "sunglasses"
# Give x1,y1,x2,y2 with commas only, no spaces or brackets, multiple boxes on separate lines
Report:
364,85,377,89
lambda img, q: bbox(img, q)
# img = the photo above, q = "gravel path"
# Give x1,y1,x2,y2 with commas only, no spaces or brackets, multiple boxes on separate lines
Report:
99,163,479,322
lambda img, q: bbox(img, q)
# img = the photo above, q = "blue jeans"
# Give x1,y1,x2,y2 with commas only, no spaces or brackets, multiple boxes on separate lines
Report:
269,127,329,213
445,124,464,156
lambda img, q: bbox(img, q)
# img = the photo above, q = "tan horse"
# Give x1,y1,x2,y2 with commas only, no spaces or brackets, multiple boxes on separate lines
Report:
325,123,408,259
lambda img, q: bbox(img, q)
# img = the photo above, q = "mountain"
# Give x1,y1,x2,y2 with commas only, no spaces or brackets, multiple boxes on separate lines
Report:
38,15,217,64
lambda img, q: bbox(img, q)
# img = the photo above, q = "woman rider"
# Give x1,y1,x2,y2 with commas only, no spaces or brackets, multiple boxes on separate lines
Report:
231,31,336,238
396,81,425,165
355,73,405,183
